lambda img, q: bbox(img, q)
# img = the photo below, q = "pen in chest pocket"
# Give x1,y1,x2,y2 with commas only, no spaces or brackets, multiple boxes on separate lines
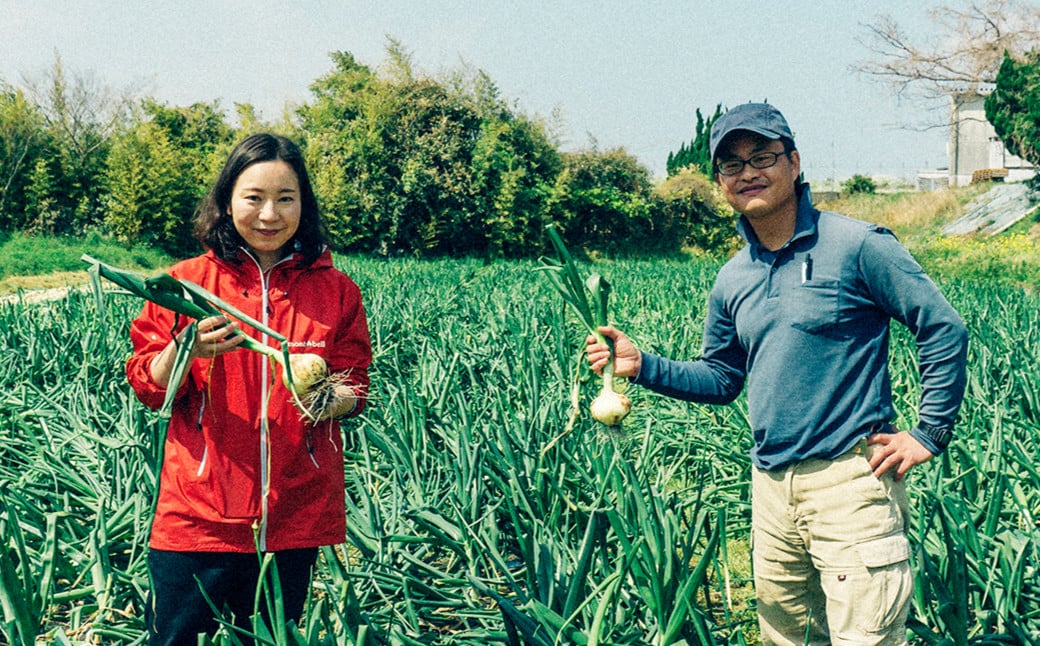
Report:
801,254,813,283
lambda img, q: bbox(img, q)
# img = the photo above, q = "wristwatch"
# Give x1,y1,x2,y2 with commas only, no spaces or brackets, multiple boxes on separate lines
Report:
915,423,954,450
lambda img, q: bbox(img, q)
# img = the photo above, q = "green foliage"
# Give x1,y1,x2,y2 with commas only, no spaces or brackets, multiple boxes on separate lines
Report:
102,122,198,256
381,79,483,254
23,157,58,231
551,147,662,255
101,100,236,257
298,52,382,252
301,49,564,258
141,99,236,187
667,104,723,177
0,84,47,230
20,57,123,236
986,50,1040,169
549,147,731,257
2,47,735,260
470,109,563,258
0,229,170,282
842,174,878,195
655,167,740,254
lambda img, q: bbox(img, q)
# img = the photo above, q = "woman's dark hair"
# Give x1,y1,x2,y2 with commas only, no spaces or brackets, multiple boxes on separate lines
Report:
194,133,328,266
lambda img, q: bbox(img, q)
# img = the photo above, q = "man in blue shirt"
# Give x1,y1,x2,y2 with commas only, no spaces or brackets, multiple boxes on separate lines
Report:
587,103,968,645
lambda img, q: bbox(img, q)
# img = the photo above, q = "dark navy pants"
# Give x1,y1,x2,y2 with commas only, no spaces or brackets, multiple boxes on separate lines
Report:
146,548,318,645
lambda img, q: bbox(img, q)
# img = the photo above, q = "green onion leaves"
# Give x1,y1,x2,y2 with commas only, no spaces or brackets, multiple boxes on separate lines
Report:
82,255,328,420
539,226,630,428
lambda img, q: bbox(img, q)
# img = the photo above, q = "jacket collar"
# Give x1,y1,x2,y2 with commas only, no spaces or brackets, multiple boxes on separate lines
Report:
209,246,334,274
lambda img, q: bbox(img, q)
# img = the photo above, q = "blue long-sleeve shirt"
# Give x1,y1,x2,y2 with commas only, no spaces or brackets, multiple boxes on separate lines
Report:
634,186,968,470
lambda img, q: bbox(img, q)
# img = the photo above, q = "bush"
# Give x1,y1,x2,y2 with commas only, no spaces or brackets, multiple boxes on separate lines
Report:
842,174,877,195
302,50,562,259
655,167,739,255
550,147,657,255
102,122,200,257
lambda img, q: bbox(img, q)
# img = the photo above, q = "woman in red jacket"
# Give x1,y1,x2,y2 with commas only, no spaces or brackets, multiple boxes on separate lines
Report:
126,133,372,644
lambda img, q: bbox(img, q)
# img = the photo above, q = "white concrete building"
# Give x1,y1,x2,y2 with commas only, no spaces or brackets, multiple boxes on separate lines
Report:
946,83,1036,187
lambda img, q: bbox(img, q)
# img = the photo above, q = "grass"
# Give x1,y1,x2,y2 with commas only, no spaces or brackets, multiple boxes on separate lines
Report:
0,229,171,295
818,184,1040,291
816,184,989,240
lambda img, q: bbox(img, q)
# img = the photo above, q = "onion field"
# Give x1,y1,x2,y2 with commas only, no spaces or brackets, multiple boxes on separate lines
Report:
1,255,1038,645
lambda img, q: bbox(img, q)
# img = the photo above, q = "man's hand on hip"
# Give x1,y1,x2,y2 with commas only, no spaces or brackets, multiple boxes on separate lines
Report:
866,431,935,480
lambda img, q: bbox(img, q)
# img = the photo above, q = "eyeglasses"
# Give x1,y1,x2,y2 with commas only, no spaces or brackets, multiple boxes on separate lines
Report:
715,150,789,176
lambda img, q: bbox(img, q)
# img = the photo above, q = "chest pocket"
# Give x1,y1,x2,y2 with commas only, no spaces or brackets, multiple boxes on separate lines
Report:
786,279,840,335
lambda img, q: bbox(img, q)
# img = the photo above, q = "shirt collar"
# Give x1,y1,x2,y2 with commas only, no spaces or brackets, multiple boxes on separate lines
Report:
735,183,819,254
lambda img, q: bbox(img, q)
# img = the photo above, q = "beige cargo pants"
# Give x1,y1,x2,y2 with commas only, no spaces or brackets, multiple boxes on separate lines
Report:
751,440,913,646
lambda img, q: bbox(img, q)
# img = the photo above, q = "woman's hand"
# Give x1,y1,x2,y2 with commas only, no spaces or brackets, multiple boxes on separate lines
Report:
187,315,244,359
317,383,360,421
585,325,642,378
150,316,244,388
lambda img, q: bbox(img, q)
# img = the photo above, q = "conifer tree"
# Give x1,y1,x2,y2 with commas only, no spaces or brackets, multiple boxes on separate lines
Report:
666,104,723,177
985,50,1040,170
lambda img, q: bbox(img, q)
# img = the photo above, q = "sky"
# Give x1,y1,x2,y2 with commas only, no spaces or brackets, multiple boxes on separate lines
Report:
1,0,953,185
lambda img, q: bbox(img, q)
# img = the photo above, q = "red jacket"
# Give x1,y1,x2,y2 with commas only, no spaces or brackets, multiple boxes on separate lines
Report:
126,249,371,553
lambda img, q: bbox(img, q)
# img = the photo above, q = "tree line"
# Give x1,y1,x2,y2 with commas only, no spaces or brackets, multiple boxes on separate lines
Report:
0,47,736,261
4,25,1037,263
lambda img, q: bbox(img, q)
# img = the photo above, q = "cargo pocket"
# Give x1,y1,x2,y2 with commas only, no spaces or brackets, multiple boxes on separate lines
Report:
858,533,909,568
853,534,912,634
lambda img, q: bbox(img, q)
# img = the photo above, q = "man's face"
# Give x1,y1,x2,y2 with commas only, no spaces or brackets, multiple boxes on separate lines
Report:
714,132,801,220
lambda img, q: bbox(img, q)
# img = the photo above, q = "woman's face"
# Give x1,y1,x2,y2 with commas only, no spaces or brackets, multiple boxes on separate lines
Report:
228,160,302,270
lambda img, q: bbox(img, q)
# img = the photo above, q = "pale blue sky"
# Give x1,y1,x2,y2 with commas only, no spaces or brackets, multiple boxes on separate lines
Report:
2,1,949,184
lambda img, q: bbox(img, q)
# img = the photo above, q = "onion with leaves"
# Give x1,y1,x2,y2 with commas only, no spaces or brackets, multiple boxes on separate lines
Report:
83,254,337,421
539,226,631,427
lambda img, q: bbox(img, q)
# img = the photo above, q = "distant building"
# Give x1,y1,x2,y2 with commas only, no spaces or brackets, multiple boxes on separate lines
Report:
945,83,1035,187
915,170,949,192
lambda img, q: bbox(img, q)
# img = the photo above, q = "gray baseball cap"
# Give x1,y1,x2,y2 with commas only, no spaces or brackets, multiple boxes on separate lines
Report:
709,103,795,163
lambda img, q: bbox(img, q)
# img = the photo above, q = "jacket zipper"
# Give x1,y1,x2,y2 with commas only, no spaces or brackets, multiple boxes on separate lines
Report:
196,398,208,476
244,250,294,552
